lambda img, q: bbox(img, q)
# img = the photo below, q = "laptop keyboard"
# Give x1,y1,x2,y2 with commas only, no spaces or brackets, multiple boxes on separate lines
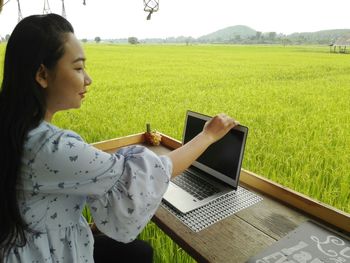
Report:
172,171,220,200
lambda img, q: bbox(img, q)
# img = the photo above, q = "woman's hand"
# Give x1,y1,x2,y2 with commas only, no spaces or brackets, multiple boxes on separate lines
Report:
167,113,239,177
202,113,239,144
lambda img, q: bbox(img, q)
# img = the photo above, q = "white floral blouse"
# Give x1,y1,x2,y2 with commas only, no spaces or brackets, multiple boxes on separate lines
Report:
5,121,172,263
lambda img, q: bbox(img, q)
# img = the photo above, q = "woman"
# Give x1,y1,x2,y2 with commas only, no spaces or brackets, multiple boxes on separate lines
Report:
0,14,237,262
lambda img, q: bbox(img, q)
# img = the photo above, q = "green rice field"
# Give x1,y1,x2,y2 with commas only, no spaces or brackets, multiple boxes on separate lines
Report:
0,43,349,262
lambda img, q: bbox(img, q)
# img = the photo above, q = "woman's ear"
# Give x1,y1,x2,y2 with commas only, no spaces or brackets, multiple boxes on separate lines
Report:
35,64,49,89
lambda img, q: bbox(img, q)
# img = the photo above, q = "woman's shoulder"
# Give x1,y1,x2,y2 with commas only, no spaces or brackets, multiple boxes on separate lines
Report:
28,121,60,137
29,121,81,137
25,121,84,152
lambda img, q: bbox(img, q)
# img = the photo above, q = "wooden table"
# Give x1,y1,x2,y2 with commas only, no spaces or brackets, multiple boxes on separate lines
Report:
92,132,350,263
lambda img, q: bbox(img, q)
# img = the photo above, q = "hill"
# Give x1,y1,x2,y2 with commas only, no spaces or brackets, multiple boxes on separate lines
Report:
197,25,256,43
287,29,350,44
195,26,350,45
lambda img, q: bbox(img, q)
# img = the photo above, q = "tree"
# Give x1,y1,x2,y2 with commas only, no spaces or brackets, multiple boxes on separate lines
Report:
94,36,101,43
128,37,139,45
255,31,262,40
185,37,195,45
282,38,292,46
5,34,10,41
81,38,88,43
234,35,241,42
268,32,277,40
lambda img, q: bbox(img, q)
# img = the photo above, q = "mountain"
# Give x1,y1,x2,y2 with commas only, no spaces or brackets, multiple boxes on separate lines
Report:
287,29,350,44
197,25,256,42
195,26,350,44
103,25,350,45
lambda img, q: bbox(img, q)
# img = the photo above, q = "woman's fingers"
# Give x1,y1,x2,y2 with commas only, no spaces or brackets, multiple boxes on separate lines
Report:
203,113,239,143
217,113,239,128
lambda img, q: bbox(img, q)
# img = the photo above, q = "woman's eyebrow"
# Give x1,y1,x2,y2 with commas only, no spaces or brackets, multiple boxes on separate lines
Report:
72,57,86,63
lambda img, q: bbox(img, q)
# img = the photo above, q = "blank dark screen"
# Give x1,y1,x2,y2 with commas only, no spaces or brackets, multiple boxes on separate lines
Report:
184,115,245,180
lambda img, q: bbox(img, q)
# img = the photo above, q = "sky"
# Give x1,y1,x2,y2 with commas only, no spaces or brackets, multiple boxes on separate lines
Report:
1,0,350,40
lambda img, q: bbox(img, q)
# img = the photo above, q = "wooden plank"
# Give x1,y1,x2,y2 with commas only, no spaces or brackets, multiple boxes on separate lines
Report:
159,133,182,150
152,207,208,263
91,132,175,153
91,132,145,152
239,169,350,234
154,207,276,263
235,190,308,239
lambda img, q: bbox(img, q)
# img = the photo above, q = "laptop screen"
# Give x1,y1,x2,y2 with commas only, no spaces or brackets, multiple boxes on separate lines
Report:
183,111,248,188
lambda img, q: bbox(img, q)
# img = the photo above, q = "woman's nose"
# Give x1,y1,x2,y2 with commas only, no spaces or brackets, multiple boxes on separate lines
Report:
84,72,92,86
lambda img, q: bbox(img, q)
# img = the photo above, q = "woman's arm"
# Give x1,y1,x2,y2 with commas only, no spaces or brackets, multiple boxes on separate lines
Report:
167,113,238,177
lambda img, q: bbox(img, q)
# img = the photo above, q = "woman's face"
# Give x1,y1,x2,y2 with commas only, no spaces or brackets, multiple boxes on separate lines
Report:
44,33,92,119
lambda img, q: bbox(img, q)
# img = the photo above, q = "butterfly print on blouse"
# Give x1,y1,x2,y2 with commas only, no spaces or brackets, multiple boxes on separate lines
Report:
69,155,78,162
127,208,134,214
74,204,80,211
50,212,57,220
100,220,108,225
52,139,59,153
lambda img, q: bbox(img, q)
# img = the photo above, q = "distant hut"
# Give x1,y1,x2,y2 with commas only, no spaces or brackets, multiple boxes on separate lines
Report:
330,35,350,53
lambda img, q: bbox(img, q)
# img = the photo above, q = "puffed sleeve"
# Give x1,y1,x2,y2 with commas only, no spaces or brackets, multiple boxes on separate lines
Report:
86,146,172,243
23,127,172,241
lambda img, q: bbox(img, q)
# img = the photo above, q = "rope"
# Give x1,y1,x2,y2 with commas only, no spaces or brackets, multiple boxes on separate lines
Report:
146,10,153,20
61,0,66,18
0,0,87,17
143,0,159,20
16,0,22,22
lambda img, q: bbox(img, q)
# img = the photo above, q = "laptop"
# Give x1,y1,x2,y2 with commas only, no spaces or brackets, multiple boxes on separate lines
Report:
162,110,249,213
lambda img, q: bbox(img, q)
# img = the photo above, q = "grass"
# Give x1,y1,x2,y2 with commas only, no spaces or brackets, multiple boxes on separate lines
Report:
1,43,349,262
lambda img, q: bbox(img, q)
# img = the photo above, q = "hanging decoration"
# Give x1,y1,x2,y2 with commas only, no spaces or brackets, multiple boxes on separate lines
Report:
43,0,51,14
143,0,159,20
61,0,66,18
83,0,86,6
17,0,23,22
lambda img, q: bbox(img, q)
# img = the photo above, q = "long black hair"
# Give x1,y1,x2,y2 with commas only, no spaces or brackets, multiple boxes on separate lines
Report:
0,14,74,258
